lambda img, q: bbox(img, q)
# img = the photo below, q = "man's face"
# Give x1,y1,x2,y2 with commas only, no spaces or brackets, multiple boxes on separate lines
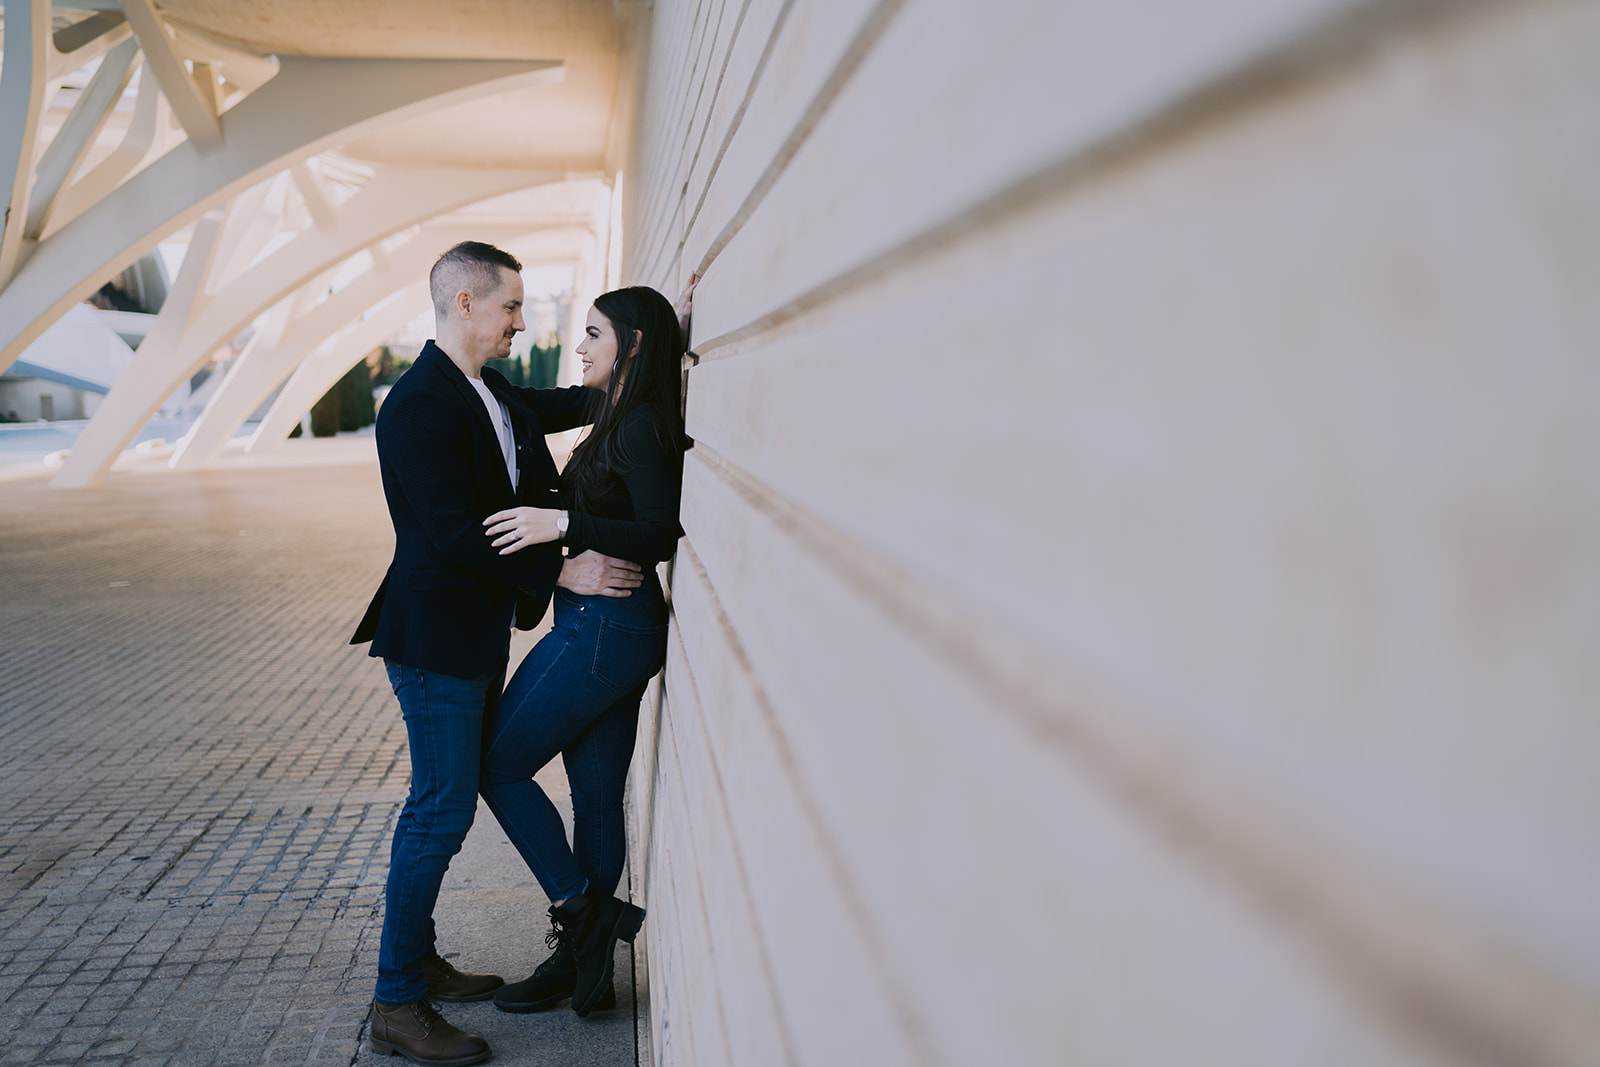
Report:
463,266,525,362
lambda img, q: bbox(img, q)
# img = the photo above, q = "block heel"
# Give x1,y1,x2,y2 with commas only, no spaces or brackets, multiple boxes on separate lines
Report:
616,902,645,943
562,889,647,1017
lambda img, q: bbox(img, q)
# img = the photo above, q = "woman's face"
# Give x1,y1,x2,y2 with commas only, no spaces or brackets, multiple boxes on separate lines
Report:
576,306,623,389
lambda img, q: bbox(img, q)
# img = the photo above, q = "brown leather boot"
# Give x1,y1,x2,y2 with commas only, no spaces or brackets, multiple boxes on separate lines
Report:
422,954,504,1002
369,999,490,1066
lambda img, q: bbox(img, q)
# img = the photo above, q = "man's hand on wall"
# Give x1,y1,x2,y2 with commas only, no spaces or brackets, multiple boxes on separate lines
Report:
558,550,644,597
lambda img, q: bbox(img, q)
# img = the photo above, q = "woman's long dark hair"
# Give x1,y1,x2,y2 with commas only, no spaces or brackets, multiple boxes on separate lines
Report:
562,286,684,512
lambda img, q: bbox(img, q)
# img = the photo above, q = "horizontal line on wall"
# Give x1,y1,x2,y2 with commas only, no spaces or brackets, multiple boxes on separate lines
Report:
681,438,1600,1067
656,680,741,1065
630,0,736,273
633,0,767,286
633,680,667,1062
636,755,703,1064
686,0,905,281
655,616,802,1067
671,536,952,1067
689,0,1517,365
630,675,666,938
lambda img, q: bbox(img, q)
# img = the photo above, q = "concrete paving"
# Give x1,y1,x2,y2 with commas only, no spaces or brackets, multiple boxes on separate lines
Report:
0,449,639,1066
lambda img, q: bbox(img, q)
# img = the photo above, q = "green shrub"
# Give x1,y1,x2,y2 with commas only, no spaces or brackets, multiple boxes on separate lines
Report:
371,346,413,386
309,387,340,437
337,360,375,431
527,341,560,389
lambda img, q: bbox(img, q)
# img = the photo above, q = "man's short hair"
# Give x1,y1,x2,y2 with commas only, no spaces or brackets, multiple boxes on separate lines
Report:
429,241,523,319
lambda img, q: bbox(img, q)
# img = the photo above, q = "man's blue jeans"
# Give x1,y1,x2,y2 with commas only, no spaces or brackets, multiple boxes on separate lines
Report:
376,657,504,1006
481,583,667,903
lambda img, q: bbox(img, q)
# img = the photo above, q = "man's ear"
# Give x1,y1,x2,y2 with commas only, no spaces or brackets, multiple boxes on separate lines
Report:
454,289,473,319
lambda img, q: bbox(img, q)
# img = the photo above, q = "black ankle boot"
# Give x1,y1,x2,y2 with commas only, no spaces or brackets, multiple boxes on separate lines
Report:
556,886,644,1017
492,915,617,1013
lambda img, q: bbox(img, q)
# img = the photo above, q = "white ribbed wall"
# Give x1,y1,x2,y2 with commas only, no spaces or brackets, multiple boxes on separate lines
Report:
621,2,1600,1064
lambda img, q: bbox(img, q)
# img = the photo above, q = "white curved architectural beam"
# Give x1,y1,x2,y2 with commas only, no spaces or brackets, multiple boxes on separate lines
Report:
290,164,337,231
12,5,146,268
50,166,559,488
119,0,219,148
164,18,278,99
39,56,166,242
251,240,594,453
206,174,281,292
47,9,133,80
0,53,565,373
171,225,588,468
0,0,49,288
136,215,224,361
25,37,140,238
249,285,433,451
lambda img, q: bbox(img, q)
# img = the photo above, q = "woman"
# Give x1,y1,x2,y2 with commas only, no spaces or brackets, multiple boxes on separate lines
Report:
476,282,690,1018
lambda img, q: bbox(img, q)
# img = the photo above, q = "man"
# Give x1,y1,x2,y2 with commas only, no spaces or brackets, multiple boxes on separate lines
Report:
350,241,642,1066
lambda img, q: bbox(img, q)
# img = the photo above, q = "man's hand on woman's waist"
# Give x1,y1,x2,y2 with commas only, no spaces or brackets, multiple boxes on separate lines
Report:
557,550,642,598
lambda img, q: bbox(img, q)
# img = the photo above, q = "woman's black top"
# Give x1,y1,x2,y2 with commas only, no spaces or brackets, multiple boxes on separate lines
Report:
562,408,684,565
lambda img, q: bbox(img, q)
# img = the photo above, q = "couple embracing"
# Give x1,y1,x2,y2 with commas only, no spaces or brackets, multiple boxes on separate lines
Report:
349,241,691,1065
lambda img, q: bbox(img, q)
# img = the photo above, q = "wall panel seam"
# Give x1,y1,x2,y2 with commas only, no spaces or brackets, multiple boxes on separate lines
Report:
659,601,802,1066
675,0,788,247
633,0,747,270
679,441,1600,1067
659,686,741,1066
633,0,777,287
688,0,1522,362
631,677,670,915
635,198,686,301
631,0,699,229
688,0,905,278
673,536,952,1067
632,0,728,260
646,809,699,1066
641,689,674,954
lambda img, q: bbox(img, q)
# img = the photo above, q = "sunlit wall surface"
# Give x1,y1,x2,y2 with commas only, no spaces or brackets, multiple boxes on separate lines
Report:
620,2,1600,1065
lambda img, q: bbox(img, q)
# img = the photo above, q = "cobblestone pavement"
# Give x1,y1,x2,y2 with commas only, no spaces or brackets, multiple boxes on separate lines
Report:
0,460,635,1066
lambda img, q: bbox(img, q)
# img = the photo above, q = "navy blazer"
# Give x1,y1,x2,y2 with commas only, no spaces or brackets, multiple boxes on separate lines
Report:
350,341,592,678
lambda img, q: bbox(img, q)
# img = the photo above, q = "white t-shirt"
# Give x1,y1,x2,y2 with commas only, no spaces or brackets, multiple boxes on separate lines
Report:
466,375,518,493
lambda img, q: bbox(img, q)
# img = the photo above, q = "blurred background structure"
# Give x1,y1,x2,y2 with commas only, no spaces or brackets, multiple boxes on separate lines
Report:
1,1,1597,1065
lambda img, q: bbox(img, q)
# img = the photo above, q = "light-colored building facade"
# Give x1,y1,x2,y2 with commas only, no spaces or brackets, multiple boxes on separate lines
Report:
1,2,1595,1065
617,2,1600,1065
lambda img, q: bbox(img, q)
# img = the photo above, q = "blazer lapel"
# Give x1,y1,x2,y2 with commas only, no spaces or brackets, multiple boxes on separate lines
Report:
420,342,516,500
484,369,561,503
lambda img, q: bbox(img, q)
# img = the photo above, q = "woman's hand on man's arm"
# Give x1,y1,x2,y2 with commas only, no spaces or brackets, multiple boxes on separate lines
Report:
484,507,565,555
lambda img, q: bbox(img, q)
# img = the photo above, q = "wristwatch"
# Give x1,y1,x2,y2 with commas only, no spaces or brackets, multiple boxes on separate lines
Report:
556,510,569,540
